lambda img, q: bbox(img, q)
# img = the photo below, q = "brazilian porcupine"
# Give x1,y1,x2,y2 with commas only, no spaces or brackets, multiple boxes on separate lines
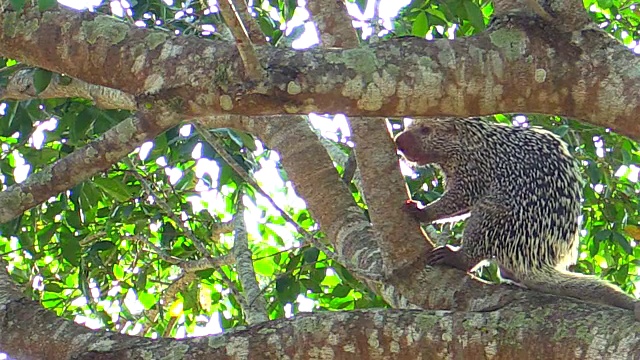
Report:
395,117,640,319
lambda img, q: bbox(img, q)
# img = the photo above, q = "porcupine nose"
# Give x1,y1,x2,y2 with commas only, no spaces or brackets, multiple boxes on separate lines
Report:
394,131,414,155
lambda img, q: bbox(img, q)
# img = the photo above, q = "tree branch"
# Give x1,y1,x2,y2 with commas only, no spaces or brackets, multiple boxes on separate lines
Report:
230,0,266,45
2,8,638,138
1,263,638,360
350,118,431,270
197,116,385,277
217,0,264,79
0,106,183,224
306,0,359,48
232,205,269,324
0,69,136,109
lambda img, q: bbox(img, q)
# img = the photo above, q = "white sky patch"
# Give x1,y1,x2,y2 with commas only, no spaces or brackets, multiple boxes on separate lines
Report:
30,118,58,150
191,313,223,336
614,164,640,183
138,141,155,161
59,0,102,10
165,166,184,185
12,150,30,183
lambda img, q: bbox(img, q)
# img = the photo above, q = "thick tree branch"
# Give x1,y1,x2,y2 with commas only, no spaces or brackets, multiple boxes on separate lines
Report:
198,116,384,275
2,263,638,359
350,119,431,270
2,7,639,138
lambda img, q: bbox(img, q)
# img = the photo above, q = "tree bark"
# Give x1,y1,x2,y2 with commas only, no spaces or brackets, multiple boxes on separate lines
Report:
1,6,639,139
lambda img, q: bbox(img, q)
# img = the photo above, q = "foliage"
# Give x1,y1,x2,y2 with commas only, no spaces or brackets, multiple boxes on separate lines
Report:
1,0,640,338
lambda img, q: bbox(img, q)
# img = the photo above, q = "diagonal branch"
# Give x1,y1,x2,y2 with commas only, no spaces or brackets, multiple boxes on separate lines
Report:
217,0,264,79
230,0,267,45
197,116,384,276
0,106,184,224
306,0,359,48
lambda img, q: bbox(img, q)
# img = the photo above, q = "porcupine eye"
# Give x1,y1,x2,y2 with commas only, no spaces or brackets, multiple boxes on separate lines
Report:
419,127,431,136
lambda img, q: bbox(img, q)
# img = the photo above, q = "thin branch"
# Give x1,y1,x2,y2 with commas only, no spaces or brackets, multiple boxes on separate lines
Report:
179,254,236,272
122,234,182,264
122,158,246,308
123,157,214,258
0,107,183,224
231,0,267,45
193,122,382,280
146,272,196,324
217,0,264,79
0,69,136,109
232,204,269,324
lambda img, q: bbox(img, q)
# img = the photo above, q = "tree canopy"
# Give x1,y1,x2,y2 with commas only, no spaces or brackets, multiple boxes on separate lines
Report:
1,0,640,359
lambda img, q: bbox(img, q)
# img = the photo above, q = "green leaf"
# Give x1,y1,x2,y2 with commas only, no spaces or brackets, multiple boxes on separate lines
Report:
463,1,486,31
612,232,633,254
9,0,25,12
138,292,157,310
183,285,198,311
136,268,148,289
276,276,299,303
586,162,602,184
597,0,613,9
33,69,53,94
594,229,611,243
553,125,569,138
61,237,81,266
38,0,57,11
90,240,116,253
44,283,63,293
302,247,320,264
93,177,133,202
412,12,428,37
58,74,72,86
36,223,58,248
113,264,125,279
331,284,352,298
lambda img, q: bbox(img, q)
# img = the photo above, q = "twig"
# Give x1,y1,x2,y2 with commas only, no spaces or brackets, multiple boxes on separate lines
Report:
217,0,264,79
369,0,382,43
122,234,182,264
123,157,214,258
180,254,236,272
122,157,244,303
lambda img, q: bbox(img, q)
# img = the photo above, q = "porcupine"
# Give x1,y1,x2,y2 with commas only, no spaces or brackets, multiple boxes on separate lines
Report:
395,117,640,319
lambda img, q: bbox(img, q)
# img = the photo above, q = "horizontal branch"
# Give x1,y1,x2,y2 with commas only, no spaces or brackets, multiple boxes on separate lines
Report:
1,7,639,138
0,69,135,109
1,263,638,359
